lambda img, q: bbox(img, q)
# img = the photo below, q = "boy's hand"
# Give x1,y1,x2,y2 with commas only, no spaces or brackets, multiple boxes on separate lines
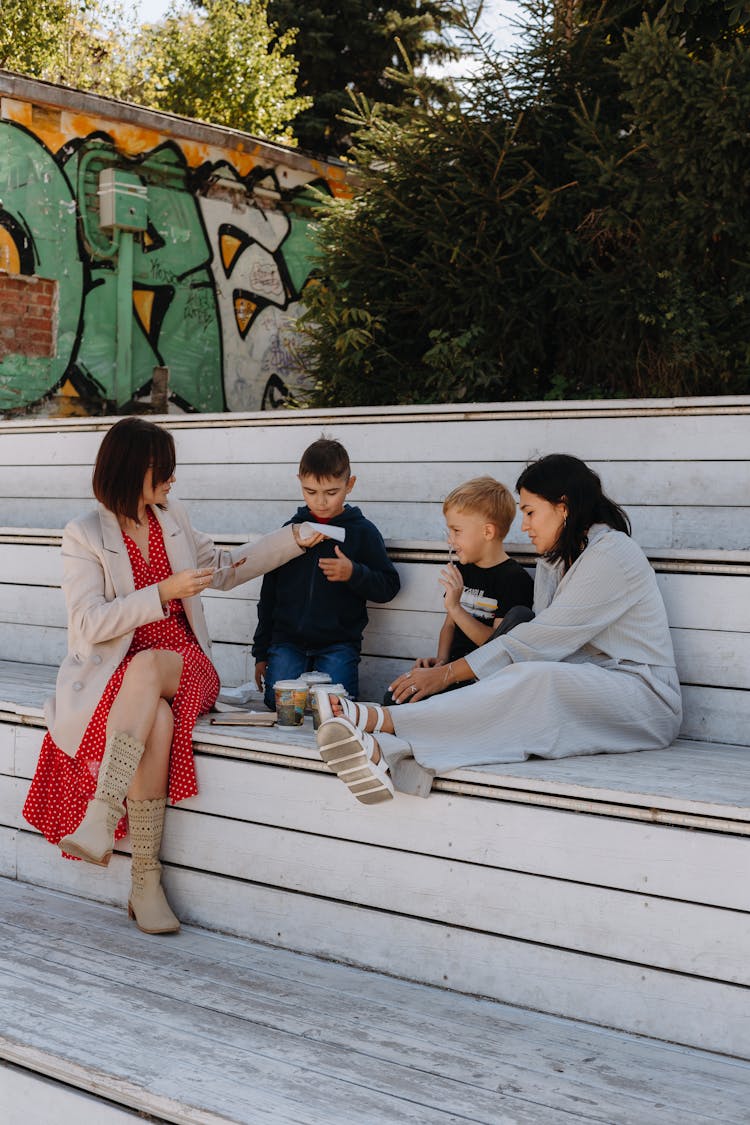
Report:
318,546,353,582
254,661,267,691
439,562,464,611
413,656,442,669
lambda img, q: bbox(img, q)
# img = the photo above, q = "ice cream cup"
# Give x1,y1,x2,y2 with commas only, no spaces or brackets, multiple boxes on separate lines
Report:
274,679,308,727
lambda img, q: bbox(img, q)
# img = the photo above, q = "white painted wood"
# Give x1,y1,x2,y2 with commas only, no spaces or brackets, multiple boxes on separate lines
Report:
2,595,749,697
0,1062,143,1125
5,876,750,1117
5,664,750,824
3,401,748,460
147,803,750,985
3,539,748,628
3,456,749,508
0,774,26,828
1,403,749,1068
12,742,750,910
159,867,750,1061
4,496,747,550
0,825,16,879
0,405,749,547
5,877,750,1125
0,543,62,585
15,843,748,1061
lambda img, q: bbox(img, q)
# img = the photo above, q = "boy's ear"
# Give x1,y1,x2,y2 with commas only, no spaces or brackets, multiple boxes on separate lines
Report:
483,521,499,540
345,475,356,495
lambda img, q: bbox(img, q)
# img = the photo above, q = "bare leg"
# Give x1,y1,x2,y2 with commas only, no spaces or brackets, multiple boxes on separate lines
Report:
129,699,174,801
106,649,183,798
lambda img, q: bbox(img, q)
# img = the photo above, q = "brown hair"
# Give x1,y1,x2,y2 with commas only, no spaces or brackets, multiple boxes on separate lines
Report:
443,476,516,539
92,416,175,522
299,436,350,481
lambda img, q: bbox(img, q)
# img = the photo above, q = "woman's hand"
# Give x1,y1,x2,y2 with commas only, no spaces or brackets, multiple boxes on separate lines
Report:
413,656,442,669
293,525,325,549
158,567,215,604
389,664,448,704
439,562,464,612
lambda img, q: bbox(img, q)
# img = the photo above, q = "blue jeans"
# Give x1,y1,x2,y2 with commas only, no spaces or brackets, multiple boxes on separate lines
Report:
263,641,360,710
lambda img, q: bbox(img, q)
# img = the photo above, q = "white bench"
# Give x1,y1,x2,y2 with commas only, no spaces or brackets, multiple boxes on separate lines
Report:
1,399,750,1063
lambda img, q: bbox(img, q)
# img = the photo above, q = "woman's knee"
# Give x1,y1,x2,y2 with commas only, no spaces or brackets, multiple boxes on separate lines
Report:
123,649,183,695
496,605,535,636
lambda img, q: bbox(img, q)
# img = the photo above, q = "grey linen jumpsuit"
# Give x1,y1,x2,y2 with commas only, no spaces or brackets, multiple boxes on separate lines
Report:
377,524,683,796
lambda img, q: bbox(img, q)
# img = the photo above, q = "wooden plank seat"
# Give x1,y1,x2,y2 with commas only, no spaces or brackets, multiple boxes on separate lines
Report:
1,400,749,1065
3,879,750,1125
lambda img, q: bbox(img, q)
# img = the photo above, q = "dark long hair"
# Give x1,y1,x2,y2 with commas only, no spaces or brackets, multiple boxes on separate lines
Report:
93,417,176,522
516,454,630,570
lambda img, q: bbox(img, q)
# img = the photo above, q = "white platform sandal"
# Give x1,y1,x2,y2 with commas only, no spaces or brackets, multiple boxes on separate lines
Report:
314,688,386,735
316,716,394,804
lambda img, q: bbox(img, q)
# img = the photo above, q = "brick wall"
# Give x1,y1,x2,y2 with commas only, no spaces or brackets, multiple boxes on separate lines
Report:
0,274,58,360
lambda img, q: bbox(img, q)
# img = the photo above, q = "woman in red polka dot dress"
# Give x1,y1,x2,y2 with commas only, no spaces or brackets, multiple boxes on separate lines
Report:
23,417,320,935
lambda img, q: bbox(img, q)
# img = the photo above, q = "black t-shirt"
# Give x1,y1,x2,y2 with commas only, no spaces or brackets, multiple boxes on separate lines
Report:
448,558,534,661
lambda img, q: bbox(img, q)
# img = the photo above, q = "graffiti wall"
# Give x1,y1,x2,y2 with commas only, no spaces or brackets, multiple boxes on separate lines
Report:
0,73,350,415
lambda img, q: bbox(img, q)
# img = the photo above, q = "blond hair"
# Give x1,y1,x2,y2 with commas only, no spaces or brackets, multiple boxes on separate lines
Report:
443,476,516,539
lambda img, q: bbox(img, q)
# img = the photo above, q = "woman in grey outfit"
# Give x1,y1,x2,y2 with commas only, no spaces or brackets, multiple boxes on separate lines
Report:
316,454,683,803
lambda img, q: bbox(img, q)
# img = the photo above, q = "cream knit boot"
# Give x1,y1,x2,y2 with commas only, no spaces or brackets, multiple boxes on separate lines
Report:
127,797,180,934
60,732,145,865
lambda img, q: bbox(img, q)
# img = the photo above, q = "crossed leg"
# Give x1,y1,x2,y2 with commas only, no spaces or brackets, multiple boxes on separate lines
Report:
106,649,183,799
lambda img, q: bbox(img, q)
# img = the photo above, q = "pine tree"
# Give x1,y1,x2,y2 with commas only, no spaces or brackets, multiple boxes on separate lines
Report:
299,0,750,405
265,1,462,155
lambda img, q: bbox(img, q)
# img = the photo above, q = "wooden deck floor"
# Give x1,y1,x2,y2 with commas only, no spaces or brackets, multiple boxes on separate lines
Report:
2,879,750,1125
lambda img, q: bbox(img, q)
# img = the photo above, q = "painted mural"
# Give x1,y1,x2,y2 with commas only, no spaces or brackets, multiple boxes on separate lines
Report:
0,81,348,414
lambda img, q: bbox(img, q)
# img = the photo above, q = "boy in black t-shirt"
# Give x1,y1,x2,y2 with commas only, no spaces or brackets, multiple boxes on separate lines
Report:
385,477,533,703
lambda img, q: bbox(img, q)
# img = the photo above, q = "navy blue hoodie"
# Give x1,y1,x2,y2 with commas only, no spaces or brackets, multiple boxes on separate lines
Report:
252,505,400,658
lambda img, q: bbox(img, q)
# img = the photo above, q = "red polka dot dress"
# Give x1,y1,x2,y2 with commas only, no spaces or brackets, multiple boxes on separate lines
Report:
23,508,219,851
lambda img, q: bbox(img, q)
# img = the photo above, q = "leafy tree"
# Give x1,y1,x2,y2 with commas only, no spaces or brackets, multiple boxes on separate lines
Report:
0,0,67,74
265,0,463,154
0,0,137,96
134,0,310,143
299,1,750,405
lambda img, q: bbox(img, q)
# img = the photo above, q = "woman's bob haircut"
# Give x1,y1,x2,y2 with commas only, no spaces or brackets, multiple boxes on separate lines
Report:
517,453,630,570
93,416,176,523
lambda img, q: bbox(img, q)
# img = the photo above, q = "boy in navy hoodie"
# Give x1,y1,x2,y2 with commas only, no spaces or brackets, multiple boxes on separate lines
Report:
253,438,400,709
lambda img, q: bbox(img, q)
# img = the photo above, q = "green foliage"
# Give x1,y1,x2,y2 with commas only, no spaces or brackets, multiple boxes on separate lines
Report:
0,0,138,96
0,0,310,144
265,1,463,154
133,0,310,142
300,2,750,406
0,0,69,74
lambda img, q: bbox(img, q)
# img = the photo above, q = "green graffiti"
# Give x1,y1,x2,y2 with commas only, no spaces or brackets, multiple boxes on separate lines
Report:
0,123,84,410
68,140,224,412
0,113,333,415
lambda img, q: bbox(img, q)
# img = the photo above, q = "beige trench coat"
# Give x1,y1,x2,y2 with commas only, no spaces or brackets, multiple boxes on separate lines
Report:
45,498,303,757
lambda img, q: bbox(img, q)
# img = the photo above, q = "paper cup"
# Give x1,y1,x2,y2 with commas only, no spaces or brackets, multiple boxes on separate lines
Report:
302,670,332,714
274,679,308,727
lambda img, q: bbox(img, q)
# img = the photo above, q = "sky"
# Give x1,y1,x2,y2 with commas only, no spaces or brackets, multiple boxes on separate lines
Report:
134,0,523,53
